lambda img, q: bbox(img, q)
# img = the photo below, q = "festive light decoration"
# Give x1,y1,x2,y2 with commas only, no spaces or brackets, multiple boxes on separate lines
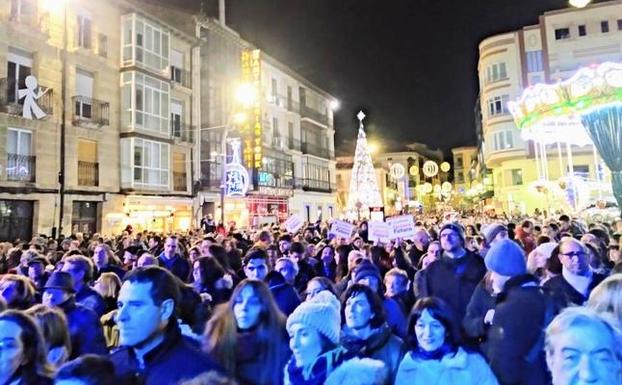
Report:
440,162,451,173
390,163,405,180
422,161,439,177
346,111,383,215
409,165,419,176
224,138,250,197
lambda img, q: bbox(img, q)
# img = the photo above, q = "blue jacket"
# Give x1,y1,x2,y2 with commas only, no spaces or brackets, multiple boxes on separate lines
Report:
266,271,301,316
59,297,108,358
76,284,106,318
158,253,191,282
110,322,221,385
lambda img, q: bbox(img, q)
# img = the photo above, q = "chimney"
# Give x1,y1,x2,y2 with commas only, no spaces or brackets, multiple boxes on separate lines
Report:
219,0,226,25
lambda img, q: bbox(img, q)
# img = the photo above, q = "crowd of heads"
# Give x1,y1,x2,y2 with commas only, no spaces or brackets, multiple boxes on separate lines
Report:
0,212,621,384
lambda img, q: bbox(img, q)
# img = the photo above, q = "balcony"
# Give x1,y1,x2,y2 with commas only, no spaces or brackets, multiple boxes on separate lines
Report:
171,123,194,143
298,178,333,193
77,161,99,186
300,105,328,125
301,142,334,159
288,137,302,152
0,78,53,118
170,66,191,89
173,171,187,191
72,96,109,127
6,153,35,182
287,99,299,113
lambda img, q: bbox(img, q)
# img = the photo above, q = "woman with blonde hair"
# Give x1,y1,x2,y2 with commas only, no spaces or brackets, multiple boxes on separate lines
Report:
93,272,122,314
588,274,622,323
203,279,290,385
26,304,72,368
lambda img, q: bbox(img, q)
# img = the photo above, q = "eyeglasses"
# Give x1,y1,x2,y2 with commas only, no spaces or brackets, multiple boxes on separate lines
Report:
560,251,586,258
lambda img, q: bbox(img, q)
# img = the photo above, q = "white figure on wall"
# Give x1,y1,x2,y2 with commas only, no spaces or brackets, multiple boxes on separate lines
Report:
19,75,49,120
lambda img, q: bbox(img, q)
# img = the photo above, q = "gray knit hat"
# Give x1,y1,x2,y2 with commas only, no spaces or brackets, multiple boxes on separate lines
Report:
286,291,341,344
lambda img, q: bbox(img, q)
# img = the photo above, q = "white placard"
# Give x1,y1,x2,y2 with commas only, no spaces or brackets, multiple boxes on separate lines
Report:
386,215,416,240
368,221,392,243
284,214,304,234
330,220,355,240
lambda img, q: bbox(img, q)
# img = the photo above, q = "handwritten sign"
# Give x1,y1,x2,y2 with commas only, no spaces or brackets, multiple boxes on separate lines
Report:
284,214,304,234
368,221,392,243
330,220,355,240
386,215,416,240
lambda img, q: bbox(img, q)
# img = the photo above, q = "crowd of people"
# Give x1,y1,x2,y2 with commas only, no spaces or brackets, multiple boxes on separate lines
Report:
0,212,622,385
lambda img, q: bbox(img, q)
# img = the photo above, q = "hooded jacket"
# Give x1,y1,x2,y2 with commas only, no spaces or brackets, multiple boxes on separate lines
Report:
395,347,499,385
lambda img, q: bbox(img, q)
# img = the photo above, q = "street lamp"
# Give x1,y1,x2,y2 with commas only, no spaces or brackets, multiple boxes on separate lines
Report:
569,0,591,7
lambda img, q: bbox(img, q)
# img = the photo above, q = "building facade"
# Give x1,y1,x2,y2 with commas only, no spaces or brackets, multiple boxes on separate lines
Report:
478,0,622,214
0,0,198,240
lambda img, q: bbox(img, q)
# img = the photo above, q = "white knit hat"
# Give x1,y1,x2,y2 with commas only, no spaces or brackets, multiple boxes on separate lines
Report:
286,291,341,344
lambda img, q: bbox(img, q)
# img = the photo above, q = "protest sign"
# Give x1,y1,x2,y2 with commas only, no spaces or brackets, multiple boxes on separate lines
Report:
368,221,392,243
386,215,416,240
284,214,304,234
330,220,355,240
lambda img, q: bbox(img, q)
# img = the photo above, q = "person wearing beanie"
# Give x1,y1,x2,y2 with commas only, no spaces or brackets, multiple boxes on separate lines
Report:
420,222,486,325
482,224,508,249
284,291,353,385
483,239,554,385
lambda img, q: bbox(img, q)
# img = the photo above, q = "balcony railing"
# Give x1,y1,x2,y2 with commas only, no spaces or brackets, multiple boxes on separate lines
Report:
173,172,187,191
298,178,333,193
0,78,53,117
72,96,109,127
300,105,328,125
171,123,194,143
77,161,99,186
6,153,35,182
170,66,191,89
301,142,334,159
288,137,302,152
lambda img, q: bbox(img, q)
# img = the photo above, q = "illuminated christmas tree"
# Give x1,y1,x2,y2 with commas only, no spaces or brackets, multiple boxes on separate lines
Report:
347,111,382,218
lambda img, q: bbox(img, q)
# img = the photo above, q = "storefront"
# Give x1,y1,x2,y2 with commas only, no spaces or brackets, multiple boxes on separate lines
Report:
247,194,289,227
104,195,194,234
0,200,33,241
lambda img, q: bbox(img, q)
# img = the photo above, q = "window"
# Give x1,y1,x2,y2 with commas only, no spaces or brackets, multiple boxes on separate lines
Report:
571,165,590,180
491,130,514,152
6,128,33,182
170,49,183,83
133,138,169,187
554,28,570,40
526,50,544,73
10,0,36,22
287,86,292,108
455,156,463,169
487,95,510,117
456,171,464,184
510,169,523,185
601,21,609,33
98,34,108,58
618,19,622,31
75,69,94,119
122,14,170,72
6,48,32,104
121,71,170,135
7,128,32,156
486,63,507,83
578,25,587,36
77,14,92,49
170,100,182,138
271,78,277,99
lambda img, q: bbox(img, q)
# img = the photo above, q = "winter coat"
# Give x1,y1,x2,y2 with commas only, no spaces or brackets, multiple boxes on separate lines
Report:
110,323,221,385
294,259,317,294
340,323,405,384
158,252,191,282
485,275,552,385
234,329,291,385
463,279,496,348
324,358,388,385
75,284,106,318
395,347,499,385
383,297,407,339
284,346,353,385
542,271,607,306
59,297,108,358
266,271,301,316
3,368,53,385
420,251,486,323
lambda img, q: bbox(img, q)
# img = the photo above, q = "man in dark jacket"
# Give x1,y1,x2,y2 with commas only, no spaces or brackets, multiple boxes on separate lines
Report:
420,223,486,324
42,271,108,358
111,266,221,385
289,242,316,294
158,236,190,282
543,237,607,306
484,239,553,385
61,255,106,317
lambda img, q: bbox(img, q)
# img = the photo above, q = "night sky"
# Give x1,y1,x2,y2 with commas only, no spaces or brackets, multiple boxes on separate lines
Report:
182,0,573,155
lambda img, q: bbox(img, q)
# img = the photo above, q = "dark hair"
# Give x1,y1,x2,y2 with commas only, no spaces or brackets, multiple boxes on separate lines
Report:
278,234,292,243
521,220,533,229
258,231,272,243
55,355,116,385
341,284,386,329
305,277,337,298
194,257,226,290
559,214,570,222
207,245,230,270
407,297,461,351
290,242,305,255
536,235,551,245
242,248,269,267
547,246,563,275
123,266,180,321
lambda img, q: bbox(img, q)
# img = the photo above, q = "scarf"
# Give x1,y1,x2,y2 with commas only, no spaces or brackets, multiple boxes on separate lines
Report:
411,343,456,361
286,355,330,385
